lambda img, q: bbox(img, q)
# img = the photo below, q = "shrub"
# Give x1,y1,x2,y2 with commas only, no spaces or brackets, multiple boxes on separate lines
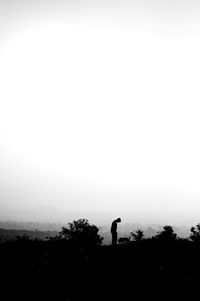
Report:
55,219,103,248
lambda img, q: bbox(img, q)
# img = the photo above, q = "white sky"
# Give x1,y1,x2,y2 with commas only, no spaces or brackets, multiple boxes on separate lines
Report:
1,0,200,225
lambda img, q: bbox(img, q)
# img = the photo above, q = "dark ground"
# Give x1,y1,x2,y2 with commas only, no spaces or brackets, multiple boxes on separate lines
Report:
1,238,200,300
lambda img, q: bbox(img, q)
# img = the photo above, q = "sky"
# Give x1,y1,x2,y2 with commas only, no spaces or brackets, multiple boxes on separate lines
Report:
1,0,200,226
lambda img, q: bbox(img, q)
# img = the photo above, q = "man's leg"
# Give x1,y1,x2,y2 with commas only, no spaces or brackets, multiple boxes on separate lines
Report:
112,232,117,245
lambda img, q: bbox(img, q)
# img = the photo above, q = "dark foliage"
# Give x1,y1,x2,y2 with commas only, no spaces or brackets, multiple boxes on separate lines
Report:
54,219,103,248
131,229,145,241
155,225,177,241
190,223,200,242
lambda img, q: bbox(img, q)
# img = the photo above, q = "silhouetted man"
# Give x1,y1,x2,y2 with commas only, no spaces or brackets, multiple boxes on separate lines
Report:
111,218,121,245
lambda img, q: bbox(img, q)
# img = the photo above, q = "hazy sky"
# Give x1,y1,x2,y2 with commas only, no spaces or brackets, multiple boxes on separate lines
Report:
1,0,200,225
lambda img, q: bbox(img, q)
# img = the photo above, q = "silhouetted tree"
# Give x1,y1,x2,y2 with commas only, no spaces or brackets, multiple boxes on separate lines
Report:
131,229,144,242
56,219,103,248
155,225,177,241
190,223,200,242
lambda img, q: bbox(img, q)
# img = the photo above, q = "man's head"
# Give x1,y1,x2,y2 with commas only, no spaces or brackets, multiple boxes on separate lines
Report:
116,218,121,223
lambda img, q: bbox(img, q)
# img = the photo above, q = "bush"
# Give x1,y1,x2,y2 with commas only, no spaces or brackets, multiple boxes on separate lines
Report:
155,226,177,241
55,219,103,248
190,223,200,242
130,229,144,242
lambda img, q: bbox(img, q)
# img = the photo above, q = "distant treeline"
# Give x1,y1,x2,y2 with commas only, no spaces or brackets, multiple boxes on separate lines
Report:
0,229,58,242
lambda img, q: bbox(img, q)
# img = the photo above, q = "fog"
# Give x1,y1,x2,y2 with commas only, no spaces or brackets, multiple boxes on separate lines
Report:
1,0,200,226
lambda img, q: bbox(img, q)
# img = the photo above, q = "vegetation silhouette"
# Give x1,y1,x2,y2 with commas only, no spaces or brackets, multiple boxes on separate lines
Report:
189,223,200,242
131,229,145,242
54,218,103,248
2,220,200,300
155,225,177,241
